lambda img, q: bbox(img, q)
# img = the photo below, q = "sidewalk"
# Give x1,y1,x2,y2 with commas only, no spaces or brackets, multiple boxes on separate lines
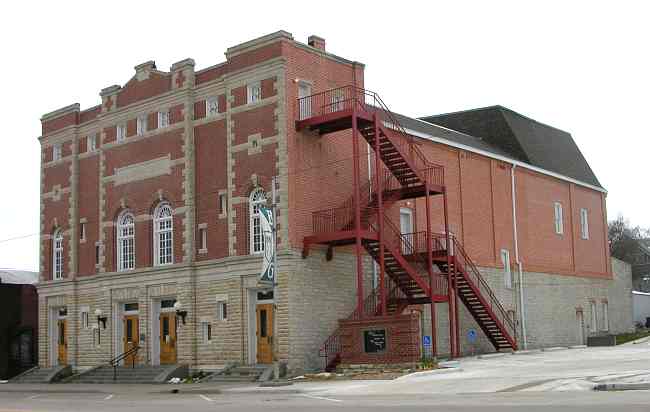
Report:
0,382,259,395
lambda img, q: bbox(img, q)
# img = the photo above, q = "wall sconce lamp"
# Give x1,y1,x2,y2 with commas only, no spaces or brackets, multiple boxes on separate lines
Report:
95,308,107,329
174,301,187,325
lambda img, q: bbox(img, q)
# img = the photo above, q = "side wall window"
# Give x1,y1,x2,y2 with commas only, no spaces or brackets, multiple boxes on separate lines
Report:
117,211,135,271
249,188,267,254
554,202,564,235
501,249,512,289
154,202,174,266
53,228,64,279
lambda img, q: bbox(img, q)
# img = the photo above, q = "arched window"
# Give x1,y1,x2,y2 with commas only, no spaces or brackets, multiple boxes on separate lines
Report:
117,211,135,271
52,229,64,279
154,202,173,266
249,188,267,254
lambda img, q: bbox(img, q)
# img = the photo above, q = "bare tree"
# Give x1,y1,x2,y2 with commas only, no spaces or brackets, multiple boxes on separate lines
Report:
608,215,647,263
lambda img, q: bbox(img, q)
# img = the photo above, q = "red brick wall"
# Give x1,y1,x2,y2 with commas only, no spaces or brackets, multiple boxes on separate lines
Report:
339,314,420,365
194,119,229,260
116,72,171,108
78,155,100,276
42,111,78,135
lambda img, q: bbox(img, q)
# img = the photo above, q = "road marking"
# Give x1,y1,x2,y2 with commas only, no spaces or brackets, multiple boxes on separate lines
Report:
301,394,343,403
199,394,213,402
104,394,114,400
26,394,40,400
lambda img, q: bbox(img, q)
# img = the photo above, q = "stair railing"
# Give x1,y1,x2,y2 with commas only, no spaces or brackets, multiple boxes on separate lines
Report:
109,345,140,381
451,237,517,346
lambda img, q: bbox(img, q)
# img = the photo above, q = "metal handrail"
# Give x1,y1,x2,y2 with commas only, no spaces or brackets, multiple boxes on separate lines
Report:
451,237,517,345
109,345,140,381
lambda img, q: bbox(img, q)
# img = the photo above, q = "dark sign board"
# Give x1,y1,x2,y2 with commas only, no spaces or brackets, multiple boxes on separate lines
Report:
363,329,387,353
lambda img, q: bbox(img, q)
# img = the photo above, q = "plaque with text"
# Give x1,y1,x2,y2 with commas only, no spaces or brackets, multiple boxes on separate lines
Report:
363,329,387,353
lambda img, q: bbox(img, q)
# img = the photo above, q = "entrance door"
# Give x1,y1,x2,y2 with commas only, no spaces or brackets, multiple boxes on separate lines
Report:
256,303,274,364
159,313,177,364
57,319,67,365
400,208,414,255
123,315,139,365
298,83,312,120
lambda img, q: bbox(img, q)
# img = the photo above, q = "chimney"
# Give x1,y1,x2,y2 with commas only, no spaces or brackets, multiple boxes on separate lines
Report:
308,35,326,51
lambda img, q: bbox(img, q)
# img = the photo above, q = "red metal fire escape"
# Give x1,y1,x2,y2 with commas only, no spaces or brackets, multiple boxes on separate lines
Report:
297,86,517,370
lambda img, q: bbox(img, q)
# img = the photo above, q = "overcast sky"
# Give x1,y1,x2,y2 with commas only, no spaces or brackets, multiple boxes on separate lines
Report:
1,1,647,272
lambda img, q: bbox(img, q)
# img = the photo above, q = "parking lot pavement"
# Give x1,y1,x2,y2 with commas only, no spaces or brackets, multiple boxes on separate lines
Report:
289,345,650,396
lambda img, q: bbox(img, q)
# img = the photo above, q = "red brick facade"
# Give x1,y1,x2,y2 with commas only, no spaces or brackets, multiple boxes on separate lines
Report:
38,30,610,283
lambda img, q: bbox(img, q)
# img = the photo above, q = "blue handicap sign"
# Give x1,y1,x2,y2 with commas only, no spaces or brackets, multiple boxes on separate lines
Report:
467,329,478,343
423,335,432,347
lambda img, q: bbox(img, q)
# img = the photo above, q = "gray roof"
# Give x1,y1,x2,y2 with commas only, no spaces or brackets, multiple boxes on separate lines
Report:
0,269,38,285
418,106,602,188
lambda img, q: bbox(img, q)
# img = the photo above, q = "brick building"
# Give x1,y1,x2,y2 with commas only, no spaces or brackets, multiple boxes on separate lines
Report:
36,30,632,375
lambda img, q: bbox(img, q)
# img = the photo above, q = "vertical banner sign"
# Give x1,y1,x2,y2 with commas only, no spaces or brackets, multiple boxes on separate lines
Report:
259,207,275,283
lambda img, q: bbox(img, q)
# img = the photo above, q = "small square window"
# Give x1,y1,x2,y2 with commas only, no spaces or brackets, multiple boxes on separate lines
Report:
117,124,126,142
124,302,139,312
137,115,148,136
158,111,170,128
206,97,219,116
247,82,261,104
88,135,97,152
53,144,62,161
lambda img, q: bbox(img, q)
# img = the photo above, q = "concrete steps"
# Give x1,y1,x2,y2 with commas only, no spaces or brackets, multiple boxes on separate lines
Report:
208,365,268,383
69,364,187,384
11,366,71,383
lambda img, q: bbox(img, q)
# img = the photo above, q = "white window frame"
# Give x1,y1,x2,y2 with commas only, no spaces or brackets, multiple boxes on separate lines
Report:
88,135,97,152
206,97,219,117
501,249,512,289
216,301,228,321
158,111,170,128
116,211,135,271
80,222,86,242
154,202,174,266
116,124,126,142
136,115,148,136
580,208,589,240
249,188,267,254
590,301,597,332
554,201,564,235
80,308,89,329
53,144,62,161
247,81,261,104
601,301,609,331
219,192,228,218
199,227,207,253
53,229,64,279
201,321,212,344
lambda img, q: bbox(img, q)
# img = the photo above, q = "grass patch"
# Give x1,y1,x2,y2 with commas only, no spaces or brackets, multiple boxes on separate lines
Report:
615,330,650,345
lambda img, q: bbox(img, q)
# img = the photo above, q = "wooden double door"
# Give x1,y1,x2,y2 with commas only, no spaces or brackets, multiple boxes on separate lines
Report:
256,304,274,364
159,312,177,364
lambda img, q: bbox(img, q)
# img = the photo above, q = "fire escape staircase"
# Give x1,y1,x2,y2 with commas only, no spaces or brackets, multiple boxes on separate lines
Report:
297,86,517,369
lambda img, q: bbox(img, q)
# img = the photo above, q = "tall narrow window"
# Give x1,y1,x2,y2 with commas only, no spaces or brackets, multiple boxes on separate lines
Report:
249,188,267,254
117,211,135,271
554,202,564,235
602,301,609,331
580,208,589,240
137,115,148,136
88,135,97,152
217,301,228,321
117,124,126,142
590,301,597,332
201,321,212,344
247,82,261,104
53,144,62,161
501,249,512,289
53,229,64,279
80,222,86,242
199,227,207,252
219,193,227,217
158,111,170,128
206,97,219,117
154,202,173,266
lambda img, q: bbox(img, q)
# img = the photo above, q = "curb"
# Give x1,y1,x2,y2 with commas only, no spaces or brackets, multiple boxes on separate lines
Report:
395,367,463,381
438,360,460,368
569,345,588,349
512,349,541,356
478,353,506,359
594,382,650,391
541,347,566,352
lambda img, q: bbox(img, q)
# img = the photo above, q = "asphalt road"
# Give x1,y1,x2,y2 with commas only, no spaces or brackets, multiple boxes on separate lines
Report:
2,388,650,411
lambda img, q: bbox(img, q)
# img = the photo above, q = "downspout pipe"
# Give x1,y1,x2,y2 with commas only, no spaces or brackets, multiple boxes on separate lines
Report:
511,164,527,350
